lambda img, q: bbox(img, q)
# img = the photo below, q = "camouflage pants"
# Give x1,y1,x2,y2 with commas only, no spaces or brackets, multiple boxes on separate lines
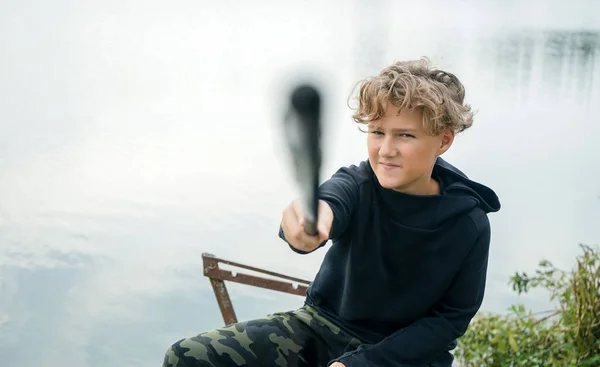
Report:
162,305,362,367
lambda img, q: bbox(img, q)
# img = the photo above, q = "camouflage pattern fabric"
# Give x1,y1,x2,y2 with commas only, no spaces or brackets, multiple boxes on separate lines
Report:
162,305,362,367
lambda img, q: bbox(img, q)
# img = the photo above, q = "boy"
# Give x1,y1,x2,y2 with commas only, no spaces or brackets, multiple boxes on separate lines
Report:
163,58,501,367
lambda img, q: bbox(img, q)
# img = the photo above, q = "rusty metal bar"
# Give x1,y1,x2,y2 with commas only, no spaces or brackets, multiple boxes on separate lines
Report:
202,253,311,325
207,278,238,325
203,253,311,285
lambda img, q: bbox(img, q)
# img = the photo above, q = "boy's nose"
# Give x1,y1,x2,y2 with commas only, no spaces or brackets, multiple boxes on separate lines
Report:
379,137,397,157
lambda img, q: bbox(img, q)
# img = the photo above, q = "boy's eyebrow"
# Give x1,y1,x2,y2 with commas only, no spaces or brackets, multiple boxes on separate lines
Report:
392,128,417,133
368,125,417,134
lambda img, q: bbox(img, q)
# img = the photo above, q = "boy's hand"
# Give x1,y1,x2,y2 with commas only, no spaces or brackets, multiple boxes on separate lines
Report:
330,363,346,367
281,199,333,252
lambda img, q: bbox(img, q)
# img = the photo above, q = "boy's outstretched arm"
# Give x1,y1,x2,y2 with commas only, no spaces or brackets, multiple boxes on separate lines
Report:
332,222,491,367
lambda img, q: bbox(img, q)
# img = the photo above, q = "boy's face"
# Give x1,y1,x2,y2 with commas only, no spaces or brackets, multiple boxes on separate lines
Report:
367,101,454,194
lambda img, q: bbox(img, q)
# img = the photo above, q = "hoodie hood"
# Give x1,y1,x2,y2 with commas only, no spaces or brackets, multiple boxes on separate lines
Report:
434,157,501,214
366,158,501,229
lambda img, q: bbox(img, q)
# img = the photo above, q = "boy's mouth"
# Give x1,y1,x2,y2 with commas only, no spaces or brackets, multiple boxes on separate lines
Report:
380,162,400,168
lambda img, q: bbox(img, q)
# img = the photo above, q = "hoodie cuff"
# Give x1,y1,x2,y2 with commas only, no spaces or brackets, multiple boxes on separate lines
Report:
330,349,429,367
279,225,327,254
330,350,370,367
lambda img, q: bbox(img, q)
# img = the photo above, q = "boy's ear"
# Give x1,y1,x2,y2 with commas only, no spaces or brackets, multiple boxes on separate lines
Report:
438,128,455,155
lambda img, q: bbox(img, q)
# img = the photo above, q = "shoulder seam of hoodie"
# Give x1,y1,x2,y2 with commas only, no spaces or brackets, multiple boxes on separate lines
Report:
337,160,373,189
466,206,490,235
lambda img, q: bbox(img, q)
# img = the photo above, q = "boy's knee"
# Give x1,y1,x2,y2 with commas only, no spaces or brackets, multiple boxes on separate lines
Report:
163,337,212,367
163,332,250,367
163,339,185,367
162,316,301,367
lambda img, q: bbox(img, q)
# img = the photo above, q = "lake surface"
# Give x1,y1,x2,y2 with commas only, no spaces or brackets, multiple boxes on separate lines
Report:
1,1,599,366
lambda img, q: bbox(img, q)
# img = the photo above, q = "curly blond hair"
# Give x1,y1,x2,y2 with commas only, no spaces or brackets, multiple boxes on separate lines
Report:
350,58,474,135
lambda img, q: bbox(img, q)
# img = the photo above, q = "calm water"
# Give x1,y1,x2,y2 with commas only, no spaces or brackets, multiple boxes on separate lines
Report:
1,1,599,366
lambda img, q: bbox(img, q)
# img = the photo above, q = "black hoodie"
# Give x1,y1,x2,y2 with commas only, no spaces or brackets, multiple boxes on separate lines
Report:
281,157,501,367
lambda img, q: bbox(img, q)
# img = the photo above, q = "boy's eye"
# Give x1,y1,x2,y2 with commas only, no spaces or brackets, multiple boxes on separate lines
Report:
370,130,383,135
399,134,415,138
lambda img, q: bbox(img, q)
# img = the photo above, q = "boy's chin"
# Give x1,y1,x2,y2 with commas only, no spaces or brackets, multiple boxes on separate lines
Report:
376,176,403,190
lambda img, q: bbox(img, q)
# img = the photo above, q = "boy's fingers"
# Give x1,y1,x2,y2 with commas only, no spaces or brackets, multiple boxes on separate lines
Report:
282,199,326,252
291,199,304,218
318,225,329,241
283,203,298,223
282,203,303,240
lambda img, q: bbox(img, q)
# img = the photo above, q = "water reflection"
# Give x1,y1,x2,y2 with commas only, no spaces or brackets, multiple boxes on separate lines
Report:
544,30,599,100
492,31,530,95
485,30,600,107
352,0,391,77
561,31,599,105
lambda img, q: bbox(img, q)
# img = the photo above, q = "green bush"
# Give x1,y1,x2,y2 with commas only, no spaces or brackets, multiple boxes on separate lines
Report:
455,244,600,367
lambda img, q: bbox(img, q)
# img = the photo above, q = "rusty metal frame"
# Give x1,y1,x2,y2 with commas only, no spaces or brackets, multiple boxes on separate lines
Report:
202,253,311,325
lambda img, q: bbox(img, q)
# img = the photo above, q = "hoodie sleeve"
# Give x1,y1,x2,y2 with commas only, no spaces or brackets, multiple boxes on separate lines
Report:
333,221,491,366
279,166,360,254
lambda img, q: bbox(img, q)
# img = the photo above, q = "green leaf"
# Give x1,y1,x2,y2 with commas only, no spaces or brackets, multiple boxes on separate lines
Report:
509,333,518,352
